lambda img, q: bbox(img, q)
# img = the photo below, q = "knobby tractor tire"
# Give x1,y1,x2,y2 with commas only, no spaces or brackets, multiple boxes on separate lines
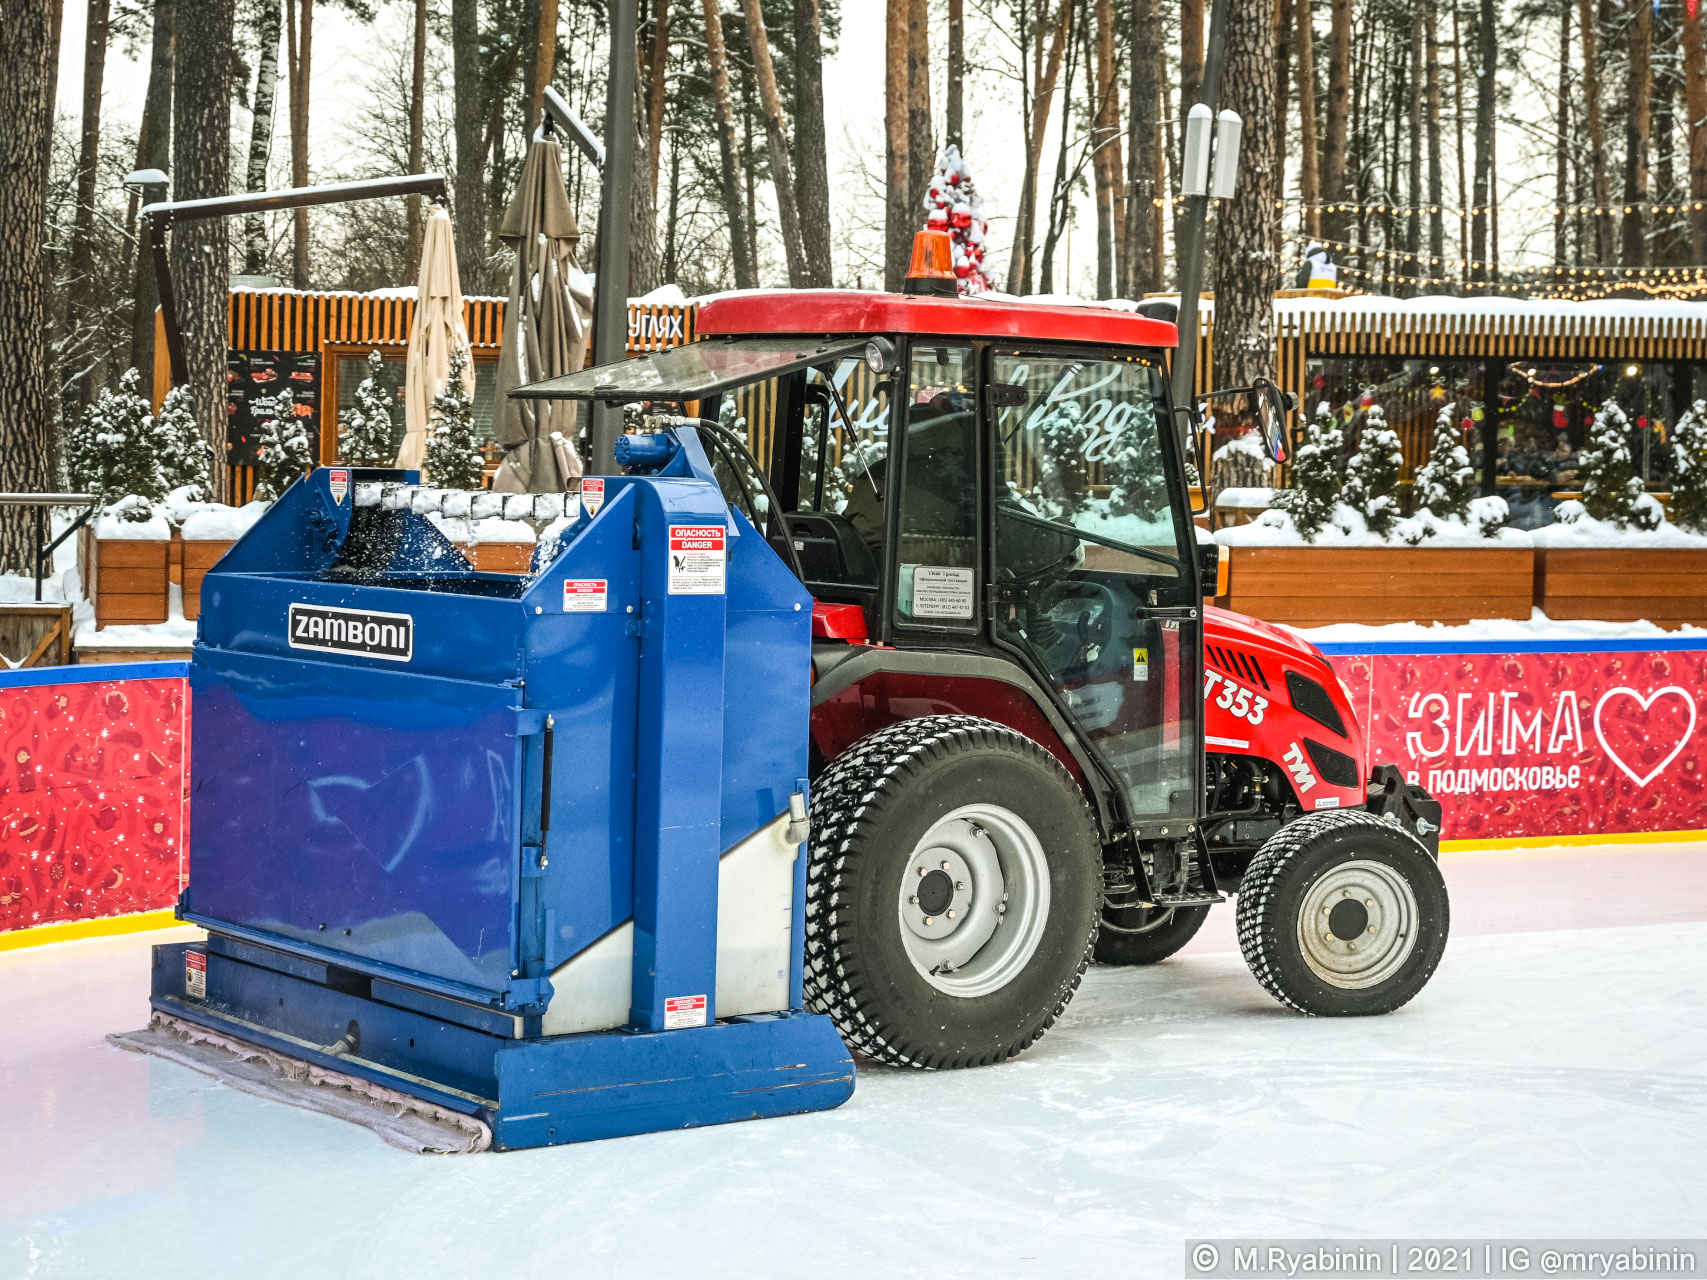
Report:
1093,903,1210,966
1236,810,1450,1016
803,715,1102,1069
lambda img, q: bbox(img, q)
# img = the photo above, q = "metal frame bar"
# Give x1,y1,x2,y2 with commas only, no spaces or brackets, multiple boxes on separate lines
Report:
0,494,99,602
141,174,449,387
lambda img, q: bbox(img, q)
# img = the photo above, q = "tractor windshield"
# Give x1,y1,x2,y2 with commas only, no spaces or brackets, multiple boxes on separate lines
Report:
989,350,1198,822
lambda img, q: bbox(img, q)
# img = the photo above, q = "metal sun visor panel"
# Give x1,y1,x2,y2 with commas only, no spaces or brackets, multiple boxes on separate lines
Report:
509,336,866,401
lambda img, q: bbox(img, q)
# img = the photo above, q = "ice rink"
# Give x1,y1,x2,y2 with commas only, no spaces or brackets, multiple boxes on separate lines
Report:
4,841,1705,1278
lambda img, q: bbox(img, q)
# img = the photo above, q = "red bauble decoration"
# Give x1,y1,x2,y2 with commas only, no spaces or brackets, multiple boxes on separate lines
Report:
950,209,973,229
1638,416,1649,429
927,208,948,228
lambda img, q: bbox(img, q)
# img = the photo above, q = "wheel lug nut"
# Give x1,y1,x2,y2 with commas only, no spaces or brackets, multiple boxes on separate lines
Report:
941,861,950,871
997,904,1006,914
918,867,927,877
1348,942,1357,951
923,916,934,925
947,910,956,919
955,881,965,891
1367,924,1376,934
1365,899,1374,908
910,895,919,905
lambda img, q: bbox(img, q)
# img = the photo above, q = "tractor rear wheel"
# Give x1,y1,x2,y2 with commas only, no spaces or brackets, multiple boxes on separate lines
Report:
803,715,1101,1069
1094,903,1210,965
1236,810,1449,1016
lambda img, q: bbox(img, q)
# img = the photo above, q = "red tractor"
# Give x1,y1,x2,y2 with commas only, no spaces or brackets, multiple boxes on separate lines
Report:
529,251,1448,1072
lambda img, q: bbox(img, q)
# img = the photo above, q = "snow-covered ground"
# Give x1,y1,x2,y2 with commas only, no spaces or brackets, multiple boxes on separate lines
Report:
3,841,1705,1277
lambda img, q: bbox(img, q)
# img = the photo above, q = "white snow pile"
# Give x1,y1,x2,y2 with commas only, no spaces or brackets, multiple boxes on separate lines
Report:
1217,498,1531,548
180,501,270,542
94,496,172,541
1213,486,1276,509
1289,608,1707,645
1531,502,1707,548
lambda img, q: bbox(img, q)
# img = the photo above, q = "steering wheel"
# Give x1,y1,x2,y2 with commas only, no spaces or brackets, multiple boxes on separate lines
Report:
1032,578,1122,671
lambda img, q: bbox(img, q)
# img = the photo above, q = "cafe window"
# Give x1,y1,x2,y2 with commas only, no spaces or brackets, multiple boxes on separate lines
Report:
323,344,502,468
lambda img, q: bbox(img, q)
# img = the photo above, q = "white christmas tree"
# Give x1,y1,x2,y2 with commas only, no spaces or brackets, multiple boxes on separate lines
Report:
1414,401,1475,521
1571,396,1661,529
1672,399,1707,533
341,350,400,466
153,385,212,502
1274,401,1343,541
425,346,484,489
921,145,992,295
1343,399,1404,538
252,386,315,501
65,368,164,518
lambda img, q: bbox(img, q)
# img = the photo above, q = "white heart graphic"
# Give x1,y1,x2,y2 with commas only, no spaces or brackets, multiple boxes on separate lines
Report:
1591,685,1697,788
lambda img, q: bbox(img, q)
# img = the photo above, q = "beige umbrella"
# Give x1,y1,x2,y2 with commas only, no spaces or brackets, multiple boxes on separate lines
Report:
397,205,474,470
491,130,593,492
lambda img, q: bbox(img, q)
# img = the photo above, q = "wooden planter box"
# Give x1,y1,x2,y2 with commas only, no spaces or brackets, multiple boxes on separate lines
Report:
1536,548,1707,626
182,539,235,621
87,536,170,630
1221,545,1535,626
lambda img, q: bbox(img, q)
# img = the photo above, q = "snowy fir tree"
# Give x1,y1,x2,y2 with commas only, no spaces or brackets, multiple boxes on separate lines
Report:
1027,399,1094,517
252,387,316,501
1573,397,1661,529
64,368,164,517
1671,399,1707,533
425,347,484,490
152,386,212,501
921,146,992,295
1413,402,1475,521
341,349,400,466
1342,400,1404,537
1274,401,1343,541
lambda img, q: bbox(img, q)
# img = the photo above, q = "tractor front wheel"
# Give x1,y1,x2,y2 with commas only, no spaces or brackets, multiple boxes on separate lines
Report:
1093,903,1209,965
803,715,1101,1069
1236,810,1449,1016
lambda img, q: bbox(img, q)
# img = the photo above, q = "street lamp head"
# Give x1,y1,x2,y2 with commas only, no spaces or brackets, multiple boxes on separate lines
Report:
124,168,170,205
1181,104,1214,198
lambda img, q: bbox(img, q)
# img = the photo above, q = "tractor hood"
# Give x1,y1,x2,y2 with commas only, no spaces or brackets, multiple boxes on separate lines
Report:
1203,605,1336,681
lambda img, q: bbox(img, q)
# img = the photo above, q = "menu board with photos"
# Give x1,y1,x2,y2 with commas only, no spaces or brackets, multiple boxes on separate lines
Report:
227,349,319,466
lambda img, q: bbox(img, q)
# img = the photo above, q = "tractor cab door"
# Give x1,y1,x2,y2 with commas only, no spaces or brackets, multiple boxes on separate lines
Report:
984,348,1203,826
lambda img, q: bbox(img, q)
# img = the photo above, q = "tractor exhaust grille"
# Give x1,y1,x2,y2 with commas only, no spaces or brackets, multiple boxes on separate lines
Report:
1286,671,1347,738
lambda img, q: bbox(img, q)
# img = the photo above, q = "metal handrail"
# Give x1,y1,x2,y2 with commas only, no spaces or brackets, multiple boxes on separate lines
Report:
0,493,100,602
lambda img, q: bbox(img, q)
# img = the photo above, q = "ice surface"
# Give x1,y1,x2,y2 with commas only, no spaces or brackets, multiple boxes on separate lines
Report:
2,844,1704,1276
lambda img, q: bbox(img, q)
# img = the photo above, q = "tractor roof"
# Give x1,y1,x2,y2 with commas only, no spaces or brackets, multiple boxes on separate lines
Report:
694,290,1179,349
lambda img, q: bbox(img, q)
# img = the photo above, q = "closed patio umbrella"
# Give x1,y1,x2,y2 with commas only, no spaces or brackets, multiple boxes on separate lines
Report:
491,129,593,492
397,205,473,471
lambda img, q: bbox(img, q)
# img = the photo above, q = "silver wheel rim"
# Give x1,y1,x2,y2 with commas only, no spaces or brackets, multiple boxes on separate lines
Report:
1296,858,1419,990
897,803,1051,997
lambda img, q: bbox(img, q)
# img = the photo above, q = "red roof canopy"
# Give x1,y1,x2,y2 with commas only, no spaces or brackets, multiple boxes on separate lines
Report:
694,290,1178,349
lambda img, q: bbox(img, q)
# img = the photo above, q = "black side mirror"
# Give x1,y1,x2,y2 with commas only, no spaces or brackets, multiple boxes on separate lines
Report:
1250,378,1291,465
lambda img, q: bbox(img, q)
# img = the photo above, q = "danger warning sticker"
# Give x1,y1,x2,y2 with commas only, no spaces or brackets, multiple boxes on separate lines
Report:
563,578,608,612
667,525,726,595
581,476,605,516
328,468,349,504
664,994,707,1029
185,950,207,1000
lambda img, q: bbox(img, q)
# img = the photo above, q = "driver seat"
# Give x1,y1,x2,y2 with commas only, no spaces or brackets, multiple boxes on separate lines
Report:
777,511,879,590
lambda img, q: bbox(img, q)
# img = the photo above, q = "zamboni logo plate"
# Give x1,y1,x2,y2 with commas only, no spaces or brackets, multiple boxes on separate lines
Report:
289,602,414,662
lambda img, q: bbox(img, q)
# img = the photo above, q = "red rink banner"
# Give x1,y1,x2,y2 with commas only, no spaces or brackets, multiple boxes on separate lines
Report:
1326,642,1707,842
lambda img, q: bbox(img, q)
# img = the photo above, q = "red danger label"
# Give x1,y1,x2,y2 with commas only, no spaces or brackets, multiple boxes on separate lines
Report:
580,476,605,515
664,994,707,1029
328,469,349,504
667,525,726,595
562,578,608,612
185,950,207,1000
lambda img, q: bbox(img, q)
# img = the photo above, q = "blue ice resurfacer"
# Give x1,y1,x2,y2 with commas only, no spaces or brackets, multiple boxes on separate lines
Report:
127,429,853,1151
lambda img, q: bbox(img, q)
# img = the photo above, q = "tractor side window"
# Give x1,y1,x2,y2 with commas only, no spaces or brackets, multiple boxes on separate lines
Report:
785,360,890,592
894,345,979,626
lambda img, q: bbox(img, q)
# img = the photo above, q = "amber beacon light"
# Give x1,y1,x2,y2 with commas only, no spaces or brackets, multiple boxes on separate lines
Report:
902,230,959,297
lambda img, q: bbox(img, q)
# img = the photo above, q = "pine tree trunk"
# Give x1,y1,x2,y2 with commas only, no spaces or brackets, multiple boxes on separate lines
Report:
1009,2,1070,294
450,0,485,292
171,0,235,506
1125,0,1163,294
1180,0,1204,110
1092,0,1123,298
68,0,110,414
665,123,681,280
1555,0,1570,270
1319,0,1351,242
529,0,559,133
1039,8,1080,293
1653,2,1676,265
1452,3,1469,282
404,0,426,279
1470,0,1495,283
130,0,173,383
1425,4,1443,271
741,0,807,286
0,0,56,571
1295,0,1321,239
1578,0,1611,263
44,0,65,193
906,0,933,215
244,0,281,275
1405,6,1421,292
628,36,662,294
702,0,757,288
1214,0,1281,389
644,0,668,200
1622,0,1651,267
284,0,313,288
885,0,911,289
946,0,964,149
1685,0,1707,261
792,0,833,286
